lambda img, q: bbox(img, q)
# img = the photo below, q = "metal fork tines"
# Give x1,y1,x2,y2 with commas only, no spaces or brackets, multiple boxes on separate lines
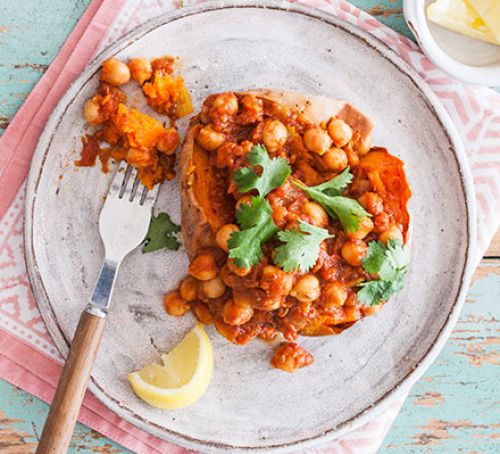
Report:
87,161,159,317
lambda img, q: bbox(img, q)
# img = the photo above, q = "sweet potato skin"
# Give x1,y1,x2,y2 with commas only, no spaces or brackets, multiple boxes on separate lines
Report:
179,90,377,258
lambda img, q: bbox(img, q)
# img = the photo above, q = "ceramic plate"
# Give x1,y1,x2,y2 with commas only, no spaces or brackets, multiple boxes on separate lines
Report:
25,1,475,452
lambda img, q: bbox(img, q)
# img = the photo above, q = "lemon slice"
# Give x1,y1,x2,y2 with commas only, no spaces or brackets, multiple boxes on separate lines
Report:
128,324,213,410
427,0,500,45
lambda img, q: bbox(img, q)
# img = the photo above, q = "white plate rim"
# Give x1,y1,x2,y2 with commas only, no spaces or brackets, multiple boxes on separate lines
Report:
24,1,477,452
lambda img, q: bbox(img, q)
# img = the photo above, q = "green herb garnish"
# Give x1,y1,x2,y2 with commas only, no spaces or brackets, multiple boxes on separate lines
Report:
292,168,369,233
357,239,410,306
143,211,181,253
233,144,291,197
274,221,333,272
228,196,279,269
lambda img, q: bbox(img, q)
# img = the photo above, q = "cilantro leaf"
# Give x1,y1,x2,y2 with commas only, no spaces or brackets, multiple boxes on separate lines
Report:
143,211,181,253
292,172,369,232
386,238,411,272
362,239,410,280
357,270,407,306
309,167,353,196
358,239,410,306
274,221,333,272
233,144,291,197
362,241,395,280
228,196,278,269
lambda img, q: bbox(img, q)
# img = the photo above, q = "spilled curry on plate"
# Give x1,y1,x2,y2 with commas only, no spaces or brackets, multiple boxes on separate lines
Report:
76,55,192,188
78,58,411,373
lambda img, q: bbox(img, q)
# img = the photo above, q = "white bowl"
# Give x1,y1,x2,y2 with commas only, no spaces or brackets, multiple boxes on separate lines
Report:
403,0,500,86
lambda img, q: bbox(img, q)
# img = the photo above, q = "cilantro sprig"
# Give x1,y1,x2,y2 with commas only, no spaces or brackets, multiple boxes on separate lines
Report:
292,168,369,233
233,144,291,197
357,239,410,306
228,196,279,269
143,211,181,253
274,221,333,272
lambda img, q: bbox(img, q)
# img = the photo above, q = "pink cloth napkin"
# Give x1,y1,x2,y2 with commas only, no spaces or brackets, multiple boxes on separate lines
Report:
0,1,498,453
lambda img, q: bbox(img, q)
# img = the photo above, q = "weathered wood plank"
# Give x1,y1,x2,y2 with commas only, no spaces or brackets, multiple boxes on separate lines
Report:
0,380,129,453
383,266,500,452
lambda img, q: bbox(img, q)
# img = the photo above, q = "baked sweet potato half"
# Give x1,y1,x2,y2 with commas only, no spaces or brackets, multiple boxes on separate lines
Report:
168,90,411,372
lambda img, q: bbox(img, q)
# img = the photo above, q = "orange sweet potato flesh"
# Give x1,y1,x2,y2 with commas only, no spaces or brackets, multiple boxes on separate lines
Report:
359,148,411,241
112,104,165,151
180,122,235,257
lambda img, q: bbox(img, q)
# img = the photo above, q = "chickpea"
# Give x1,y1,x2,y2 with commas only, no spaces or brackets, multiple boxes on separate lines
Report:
213,93,239,115
192,302,214,324
347,216,374,240
341,240,368,266
156,128,179,155
126,148,151,167
227,258,252,277
223,299,254,326
379,225,403,244
260,265,293,296
322,148,348,171
201,277,226,299
216,224,239,252
127,57,152,85
100,57,131,86
303,201,329,228
262,120,288,152
358,192,384,215
163,291,190,316
303,127,332,156
355,134,372,156
259,296,282,311
180,277,198,302
188,254,218,281
322,282,348,307
328,117,353,148
196,125,225,151
83,98,102,125
236,195,253,210
290,275,321,303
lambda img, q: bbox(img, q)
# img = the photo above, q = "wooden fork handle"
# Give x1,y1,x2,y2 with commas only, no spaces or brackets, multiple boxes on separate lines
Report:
36,311,106,454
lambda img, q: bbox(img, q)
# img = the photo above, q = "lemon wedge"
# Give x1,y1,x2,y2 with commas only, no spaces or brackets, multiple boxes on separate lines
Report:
128,324,213,410
427,0,500,46
469,0,500,43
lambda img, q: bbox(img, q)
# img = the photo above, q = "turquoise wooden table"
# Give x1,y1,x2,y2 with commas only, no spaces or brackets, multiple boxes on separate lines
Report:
0,1,498,452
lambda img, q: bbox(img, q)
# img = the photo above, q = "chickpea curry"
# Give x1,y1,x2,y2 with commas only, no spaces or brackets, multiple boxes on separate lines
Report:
77,56,193,188
165,91,411,373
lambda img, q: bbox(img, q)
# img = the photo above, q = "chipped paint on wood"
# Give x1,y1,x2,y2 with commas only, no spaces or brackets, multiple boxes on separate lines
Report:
12,63,48,73
410,420,500,447
413,392,444,407
0,411,37,452
455,337,500,367
412,419,474,446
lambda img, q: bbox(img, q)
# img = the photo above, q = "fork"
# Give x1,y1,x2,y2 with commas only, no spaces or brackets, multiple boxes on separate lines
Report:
36,162,159,454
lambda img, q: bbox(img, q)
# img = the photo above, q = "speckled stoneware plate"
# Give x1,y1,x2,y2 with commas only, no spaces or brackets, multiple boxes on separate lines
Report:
24,1,476,452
